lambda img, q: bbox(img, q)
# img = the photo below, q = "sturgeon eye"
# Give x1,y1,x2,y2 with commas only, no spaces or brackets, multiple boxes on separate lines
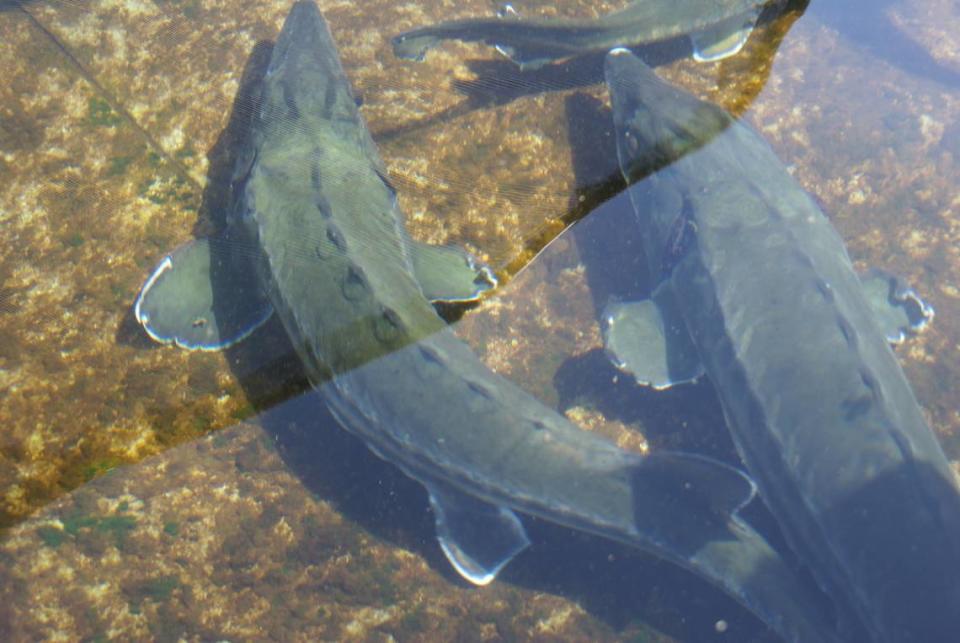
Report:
624,131,640,155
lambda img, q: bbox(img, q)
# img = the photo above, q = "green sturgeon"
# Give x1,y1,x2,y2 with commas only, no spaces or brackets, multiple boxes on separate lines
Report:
135,3,839,639
603,48,960,641
393,0,778,71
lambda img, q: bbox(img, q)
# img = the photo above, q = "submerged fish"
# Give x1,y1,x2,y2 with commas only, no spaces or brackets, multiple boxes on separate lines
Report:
603,48,960,641
393,0,777,70
135,2,838,639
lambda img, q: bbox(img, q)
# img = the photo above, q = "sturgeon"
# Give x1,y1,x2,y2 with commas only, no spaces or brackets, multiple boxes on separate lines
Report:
603,48,960,641
393,0,778,70
134,3,841,640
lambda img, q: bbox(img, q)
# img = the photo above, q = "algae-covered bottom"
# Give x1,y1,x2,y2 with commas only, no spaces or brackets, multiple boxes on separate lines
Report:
0,0,958,639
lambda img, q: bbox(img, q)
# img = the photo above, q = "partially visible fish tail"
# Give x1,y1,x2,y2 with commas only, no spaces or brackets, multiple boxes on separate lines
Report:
626,452,841,642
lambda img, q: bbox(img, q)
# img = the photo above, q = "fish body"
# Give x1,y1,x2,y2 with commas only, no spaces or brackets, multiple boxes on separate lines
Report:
393,0,776,69
604,48,960,641
136,4,840,639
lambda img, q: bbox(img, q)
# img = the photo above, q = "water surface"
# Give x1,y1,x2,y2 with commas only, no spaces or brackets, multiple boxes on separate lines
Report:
0,0,957,639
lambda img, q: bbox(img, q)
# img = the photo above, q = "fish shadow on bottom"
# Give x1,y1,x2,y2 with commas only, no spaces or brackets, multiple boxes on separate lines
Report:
450,40,683,109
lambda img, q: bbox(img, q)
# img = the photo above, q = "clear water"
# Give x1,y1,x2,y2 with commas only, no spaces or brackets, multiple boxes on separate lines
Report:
0,0,958,640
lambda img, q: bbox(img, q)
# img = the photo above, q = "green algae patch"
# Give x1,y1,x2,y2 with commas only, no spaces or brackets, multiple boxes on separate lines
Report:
190,414,213,432
63,232,85,248
62,514,97,537
155,0,202,21
37,525,67,548
86,97,121,127
124,575,182,617
92,514,135,538
174,145,196,159
60,510,137,548
140,575,180,601
397,603,431,634
107,155,135,177
138,173,199,207
229,403,255,422
81,459,119,483
54,451,133,498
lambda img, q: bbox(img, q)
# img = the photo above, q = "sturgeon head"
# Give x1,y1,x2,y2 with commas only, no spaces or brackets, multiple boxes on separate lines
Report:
604,47,733,280
232,1,493,384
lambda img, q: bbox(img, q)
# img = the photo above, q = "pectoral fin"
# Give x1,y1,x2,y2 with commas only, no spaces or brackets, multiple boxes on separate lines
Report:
134,237,273,350
409,241,498,303
859,268,934,344
632,451,757,525
690,9,760,62
427,483,530,585
602,283,703,389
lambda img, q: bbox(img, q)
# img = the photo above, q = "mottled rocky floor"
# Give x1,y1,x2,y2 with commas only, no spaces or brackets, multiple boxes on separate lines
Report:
0,0,958,639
